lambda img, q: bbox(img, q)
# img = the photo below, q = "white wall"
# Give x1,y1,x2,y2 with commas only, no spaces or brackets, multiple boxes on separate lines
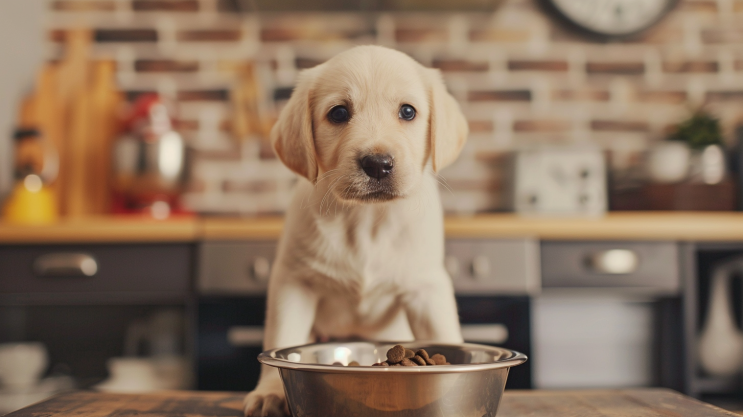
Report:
0,1,45,197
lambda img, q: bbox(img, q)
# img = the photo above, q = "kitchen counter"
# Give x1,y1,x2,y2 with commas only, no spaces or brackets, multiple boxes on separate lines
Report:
6,389,737,417
4,212,743,243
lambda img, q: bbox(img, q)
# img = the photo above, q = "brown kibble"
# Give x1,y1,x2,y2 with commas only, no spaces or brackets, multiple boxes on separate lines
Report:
431,354,447,365
377,345,446,367
332,362,343,366
387,345,405,363
400,358,418,366
348,361,360,366
372,361,389,367
415,349,430,360
411,355,426,366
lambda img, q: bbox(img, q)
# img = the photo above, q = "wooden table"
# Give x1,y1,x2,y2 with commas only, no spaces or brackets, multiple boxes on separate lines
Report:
6,389,738,417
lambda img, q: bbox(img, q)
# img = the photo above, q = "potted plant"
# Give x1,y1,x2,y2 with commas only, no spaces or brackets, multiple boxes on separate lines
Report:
669,111,723,150
648,110,726,184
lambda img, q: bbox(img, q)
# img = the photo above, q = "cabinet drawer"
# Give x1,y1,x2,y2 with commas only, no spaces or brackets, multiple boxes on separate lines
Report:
198,242,277,295
540,241,679,293
0,244,191,297
445,239,540,295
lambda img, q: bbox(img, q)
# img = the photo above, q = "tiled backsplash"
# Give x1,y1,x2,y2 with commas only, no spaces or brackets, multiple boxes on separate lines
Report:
47,0,743,214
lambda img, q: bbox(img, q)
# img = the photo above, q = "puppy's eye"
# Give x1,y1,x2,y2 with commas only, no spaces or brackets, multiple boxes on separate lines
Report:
328,106,350,123
399,104,416,121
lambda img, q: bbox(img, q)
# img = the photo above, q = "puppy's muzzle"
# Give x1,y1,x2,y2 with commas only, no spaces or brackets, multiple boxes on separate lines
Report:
360,154,393,180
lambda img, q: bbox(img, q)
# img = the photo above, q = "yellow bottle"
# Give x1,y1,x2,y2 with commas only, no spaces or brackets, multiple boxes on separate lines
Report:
3,174,58,225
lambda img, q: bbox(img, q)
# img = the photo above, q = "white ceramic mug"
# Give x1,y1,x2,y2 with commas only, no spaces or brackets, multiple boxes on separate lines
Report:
95,357,161,393
0,343,48,389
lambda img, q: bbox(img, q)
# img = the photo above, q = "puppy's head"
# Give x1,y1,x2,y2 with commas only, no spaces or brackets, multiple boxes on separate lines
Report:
271,45,468,203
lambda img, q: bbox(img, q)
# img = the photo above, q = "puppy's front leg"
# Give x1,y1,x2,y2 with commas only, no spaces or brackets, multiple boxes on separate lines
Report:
404,270,463,343
244,271,319,417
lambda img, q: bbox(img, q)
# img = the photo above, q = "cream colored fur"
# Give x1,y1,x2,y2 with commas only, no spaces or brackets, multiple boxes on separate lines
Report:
243,45,469,417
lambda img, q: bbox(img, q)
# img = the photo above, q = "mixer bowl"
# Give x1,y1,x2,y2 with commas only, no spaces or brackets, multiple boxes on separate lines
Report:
258,341,527,417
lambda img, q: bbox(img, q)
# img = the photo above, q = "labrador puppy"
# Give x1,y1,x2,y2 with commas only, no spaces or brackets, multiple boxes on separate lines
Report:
244,45,469,417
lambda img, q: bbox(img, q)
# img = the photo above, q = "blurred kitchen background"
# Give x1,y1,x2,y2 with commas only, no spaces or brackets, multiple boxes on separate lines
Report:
5,0,743,414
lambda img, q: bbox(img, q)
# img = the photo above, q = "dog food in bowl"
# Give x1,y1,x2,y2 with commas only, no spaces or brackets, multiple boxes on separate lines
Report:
370,345,450,366
258,341,526,417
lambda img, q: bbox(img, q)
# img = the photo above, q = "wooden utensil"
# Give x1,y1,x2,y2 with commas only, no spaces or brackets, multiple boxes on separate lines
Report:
25,29,123,218
59,29,92,218
230,62,268,140
81,60,124,215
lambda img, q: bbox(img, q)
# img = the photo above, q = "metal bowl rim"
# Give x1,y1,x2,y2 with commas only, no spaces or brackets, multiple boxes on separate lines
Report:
258,341,527,374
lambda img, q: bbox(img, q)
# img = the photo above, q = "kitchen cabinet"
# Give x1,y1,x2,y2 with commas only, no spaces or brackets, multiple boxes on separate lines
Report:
536,241,683,391
0,244,192,304
0,242,195,387
541,241,680,294
2,213,743,402
198,242,275,295
681,242,743,400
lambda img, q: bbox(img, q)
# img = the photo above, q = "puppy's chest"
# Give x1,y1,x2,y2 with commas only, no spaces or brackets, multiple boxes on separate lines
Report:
313,214,409,286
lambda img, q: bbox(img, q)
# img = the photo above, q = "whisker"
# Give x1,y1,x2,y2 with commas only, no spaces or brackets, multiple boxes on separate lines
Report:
335,181,355,216
437,173,454,189
316,178,334,211
320,174,344,214
314,169,341,187
435,174,454,196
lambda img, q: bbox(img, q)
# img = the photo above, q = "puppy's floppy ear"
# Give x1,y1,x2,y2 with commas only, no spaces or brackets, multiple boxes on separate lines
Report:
271,67,321,182
425,68,469,172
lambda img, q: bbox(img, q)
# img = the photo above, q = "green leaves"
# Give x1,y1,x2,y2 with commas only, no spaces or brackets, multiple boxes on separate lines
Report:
668,111,723,150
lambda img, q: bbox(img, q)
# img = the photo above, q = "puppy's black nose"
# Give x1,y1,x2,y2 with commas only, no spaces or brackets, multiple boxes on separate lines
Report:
361,154,393,180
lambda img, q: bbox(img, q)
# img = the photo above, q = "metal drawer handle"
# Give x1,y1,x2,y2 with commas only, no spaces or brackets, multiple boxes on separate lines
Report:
586,249,639,274
250,257,271,282
227,326,264,347
33,253,98,277
471,256,491,279
461,324,509,344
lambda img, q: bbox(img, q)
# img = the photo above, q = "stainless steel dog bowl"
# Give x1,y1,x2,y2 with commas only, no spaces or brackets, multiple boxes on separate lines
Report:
258,341,527,417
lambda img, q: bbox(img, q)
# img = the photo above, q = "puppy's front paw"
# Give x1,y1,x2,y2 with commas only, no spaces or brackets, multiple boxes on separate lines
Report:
243,389,289,417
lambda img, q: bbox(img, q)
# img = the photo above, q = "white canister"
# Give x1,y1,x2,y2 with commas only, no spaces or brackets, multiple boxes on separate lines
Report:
689,144,726,185
647,141,691,184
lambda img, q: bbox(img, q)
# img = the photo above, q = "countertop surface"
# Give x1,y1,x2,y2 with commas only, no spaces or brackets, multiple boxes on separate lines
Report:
3,212,743,243
6,389,737,417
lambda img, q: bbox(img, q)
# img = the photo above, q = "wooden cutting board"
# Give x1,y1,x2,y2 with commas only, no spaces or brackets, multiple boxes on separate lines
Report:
5,389,738,417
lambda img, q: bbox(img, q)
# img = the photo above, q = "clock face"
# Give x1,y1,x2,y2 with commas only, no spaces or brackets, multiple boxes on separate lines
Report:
548,0,675,37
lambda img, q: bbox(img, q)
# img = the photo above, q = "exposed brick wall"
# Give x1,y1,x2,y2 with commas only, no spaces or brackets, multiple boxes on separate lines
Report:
47,0,743,214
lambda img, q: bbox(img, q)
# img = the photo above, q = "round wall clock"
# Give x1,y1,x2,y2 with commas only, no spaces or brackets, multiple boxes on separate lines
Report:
540,0,678,39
